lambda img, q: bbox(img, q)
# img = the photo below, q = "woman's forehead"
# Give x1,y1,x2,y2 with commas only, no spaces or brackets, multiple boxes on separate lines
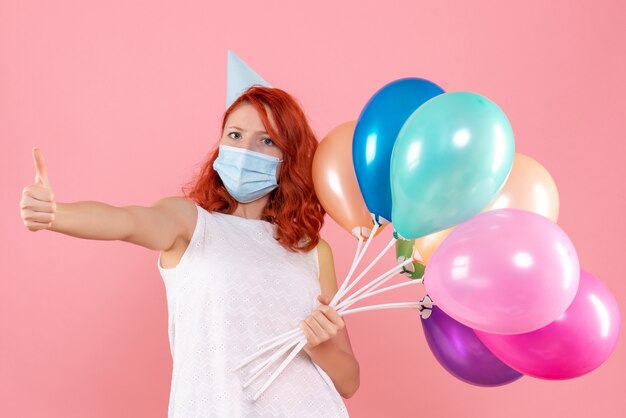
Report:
226,102,276,132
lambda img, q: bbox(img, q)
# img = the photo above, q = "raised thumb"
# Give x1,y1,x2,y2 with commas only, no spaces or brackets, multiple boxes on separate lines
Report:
32,147,51,188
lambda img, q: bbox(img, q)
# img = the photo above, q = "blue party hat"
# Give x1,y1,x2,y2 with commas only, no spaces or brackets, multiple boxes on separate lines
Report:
226,50,271,109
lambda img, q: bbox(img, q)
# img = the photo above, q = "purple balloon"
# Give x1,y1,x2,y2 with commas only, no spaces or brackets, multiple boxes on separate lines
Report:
424,208,580,334
421,305,523,387
475,269,621,379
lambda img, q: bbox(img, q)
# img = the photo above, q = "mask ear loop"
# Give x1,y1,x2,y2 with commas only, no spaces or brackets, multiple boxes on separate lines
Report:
274,159,284,186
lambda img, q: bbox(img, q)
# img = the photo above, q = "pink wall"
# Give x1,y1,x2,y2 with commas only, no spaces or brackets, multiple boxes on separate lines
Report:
2,0,624,417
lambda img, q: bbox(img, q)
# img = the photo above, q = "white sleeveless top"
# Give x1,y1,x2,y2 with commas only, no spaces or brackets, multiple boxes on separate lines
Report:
157,203,350,417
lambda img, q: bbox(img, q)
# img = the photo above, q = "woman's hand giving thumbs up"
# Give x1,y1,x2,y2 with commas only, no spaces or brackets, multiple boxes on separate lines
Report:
20,147,56,231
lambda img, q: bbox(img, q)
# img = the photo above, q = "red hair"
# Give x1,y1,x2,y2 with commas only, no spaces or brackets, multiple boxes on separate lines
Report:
181,85,326,253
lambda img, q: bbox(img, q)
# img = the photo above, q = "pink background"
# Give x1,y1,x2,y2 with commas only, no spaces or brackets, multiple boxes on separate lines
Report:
2,0,625,417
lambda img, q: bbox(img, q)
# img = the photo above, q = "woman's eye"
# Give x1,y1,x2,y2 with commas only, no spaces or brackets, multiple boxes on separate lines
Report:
228,132,241,139
263,137,274,146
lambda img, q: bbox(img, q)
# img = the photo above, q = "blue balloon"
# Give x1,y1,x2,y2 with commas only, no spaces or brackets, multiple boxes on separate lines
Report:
352,78,444,224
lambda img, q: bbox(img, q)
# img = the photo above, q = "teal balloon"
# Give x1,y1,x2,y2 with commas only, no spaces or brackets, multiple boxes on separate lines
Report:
390,92,515,239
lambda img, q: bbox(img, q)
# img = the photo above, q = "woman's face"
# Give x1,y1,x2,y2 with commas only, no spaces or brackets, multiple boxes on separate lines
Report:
220,102,284,177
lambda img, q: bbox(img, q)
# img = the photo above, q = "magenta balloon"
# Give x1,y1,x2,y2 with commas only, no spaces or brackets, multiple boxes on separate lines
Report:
423,208,580,334
474,269,621,379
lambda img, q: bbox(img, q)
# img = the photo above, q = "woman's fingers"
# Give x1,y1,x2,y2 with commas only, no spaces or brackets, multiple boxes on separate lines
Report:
23,184,55,203
21,202,55,230
311,310,339,337
317,294,331,305
318,304,345,329
301,295,347,348
301,314,331,347
21,208,55,223
299,320,320,347
300,308,344,349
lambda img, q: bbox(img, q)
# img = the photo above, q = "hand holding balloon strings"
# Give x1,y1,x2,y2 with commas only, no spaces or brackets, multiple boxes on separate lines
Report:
238,231,409,361
234,235,426,401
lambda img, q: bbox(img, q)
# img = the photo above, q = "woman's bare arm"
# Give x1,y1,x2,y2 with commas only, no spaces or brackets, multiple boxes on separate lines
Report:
48,200,133,241
21,148,192,252
48,197,193,252
122,197,196,251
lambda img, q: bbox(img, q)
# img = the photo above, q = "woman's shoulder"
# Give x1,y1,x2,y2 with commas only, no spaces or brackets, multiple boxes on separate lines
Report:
316,237,332,253
315,238,335,268
157,196,201,242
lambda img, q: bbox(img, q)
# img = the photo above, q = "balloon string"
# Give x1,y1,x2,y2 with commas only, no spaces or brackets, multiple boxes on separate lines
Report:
233,327,303,371
338,270,422,310
242,337,301,388
256,327,301,349
337,258,415,310
330,225,376,307
253,339,308,400
331,235,397,307
338,301,430,316
343,234,366,287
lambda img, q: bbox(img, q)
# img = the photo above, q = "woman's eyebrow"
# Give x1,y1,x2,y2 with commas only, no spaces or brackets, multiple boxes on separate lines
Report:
228,125,268,134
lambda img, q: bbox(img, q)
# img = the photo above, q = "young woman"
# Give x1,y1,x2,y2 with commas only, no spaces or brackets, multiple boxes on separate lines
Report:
20,86,359,417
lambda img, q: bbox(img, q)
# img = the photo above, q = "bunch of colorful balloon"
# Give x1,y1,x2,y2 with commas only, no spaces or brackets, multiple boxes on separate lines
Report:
235,78,621,399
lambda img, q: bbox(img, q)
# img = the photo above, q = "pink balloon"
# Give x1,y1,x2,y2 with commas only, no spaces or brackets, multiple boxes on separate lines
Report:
474,269,621,379
423,208,580,334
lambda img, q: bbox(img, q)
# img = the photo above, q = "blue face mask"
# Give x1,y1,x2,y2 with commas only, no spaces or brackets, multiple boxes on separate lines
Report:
212,144,284,203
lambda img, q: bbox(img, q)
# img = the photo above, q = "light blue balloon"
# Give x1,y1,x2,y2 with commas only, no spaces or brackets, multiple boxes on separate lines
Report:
390,92,515,239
